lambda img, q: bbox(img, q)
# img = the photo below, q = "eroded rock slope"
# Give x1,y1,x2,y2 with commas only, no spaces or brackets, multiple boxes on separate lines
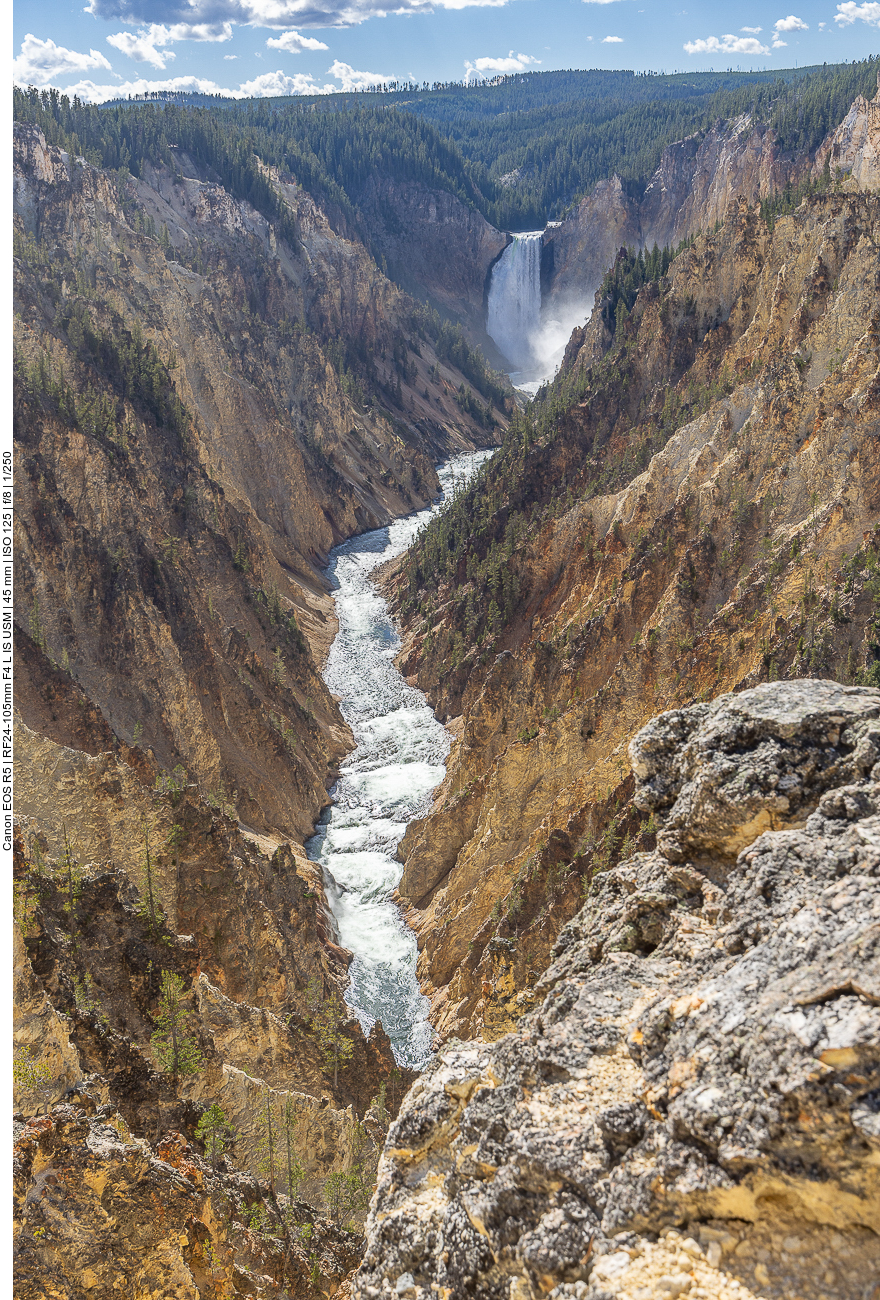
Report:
356,680,880,1300
544,75,880,309
14,1096,363,1300
391,187,880,1042
13,121,504,840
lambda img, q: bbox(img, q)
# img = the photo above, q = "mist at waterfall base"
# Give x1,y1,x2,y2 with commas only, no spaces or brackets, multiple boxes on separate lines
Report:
306,451,493,1069
487,231,594,395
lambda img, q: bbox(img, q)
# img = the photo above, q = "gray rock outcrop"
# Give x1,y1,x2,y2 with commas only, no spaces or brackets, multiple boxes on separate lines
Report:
356,681,880,1300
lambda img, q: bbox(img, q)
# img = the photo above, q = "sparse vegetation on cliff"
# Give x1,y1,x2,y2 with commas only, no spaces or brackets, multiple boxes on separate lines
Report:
389,187,880,1048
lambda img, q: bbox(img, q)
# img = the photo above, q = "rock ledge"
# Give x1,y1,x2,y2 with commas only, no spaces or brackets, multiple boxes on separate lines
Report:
356,681,880,1300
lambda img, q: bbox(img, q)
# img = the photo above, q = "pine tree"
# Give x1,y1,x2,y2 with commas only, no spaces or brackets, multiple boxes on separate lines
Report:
369,1080,390,1131
60,826,83,922
195,1103,234,1172
321,1122,375,1226
256,1085,280,1196
279,1094,306,1200
314,993,354,1089
150,971,203,1083
139,815,162,937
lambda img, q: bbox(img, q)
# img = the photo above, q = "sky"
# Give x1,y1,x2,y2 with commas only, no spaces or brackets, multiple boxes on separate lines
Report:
10,0,880,104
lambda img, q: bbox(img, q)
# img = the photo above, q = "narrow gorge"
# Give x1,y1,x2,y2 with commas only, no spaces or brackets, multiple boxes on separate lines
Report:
12,59,880,1300
309,451,492,1067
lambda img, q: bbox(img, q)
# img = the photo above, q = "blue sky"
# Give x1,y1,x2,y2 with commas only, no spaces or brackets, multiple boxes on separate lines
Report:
11,0,880,102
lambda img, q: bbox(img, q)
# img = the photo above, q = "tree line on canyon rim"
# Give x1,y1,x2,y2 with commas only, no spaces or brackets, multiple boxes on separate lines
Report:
15,58,878,237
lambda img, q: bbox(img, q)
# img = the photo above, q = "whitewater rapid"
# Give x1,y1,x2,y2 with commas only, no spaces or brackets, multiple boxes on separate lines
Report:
307,450,493,1068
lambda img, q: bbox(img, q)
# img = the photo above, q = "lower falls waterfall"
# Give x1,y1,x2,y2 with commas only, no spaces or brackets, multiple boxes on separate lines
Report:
486,231,544,376
487,229,592,393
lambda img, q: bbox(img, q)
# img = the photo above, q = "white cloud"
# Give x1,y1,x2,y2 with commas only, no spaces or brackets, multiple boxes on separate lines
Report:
772,37,787,45
107,22,232,70
327,59,389,88
87,0,507,31
464,50,540,79
684,32,771,54
602,34,624,41
107,29,175,69
835,1,880,23
240,68,337,93
224,53,239,58
581,0,624,4
774,14,807,30
13,33,112,85
57,69,343,103
267,30,329,51
740,25,762,32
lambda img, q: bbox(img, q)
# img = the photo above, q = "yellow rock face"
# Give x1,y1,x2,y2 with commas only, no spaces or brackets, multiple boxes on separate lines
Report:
393,190,880,1041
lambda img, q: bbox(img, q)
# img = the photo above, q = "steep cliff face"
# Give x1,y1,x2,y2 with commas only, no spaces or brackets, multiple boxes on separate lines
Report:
817,84,880,192
544,79,880,309
14,122,504,840
14,1097,363,1300
391,190,880,1042
542,176,641,322
355,681,880,1300
357,176,509,338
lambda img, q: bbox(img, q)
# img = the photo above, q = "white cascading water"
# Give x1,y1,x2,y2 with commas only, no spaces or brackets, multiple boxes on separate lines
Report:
307,450,493,1069
487,229,593,394
486,232,544,374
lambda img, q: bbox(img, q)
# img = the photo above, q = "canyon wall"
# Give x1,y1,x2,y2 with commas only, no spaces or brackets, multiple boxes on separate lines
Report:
544,76,880,312
357,175,509,340
13,120,497,1290
13,122,503,839
391,188,880,1044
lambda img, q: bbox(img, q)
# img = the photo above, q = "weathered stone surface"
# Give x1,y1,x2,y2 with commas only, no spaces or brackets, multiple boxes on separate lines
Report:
13,925,82,1111
13,1096,362,1299
355,682,880,1300
630,679,880,860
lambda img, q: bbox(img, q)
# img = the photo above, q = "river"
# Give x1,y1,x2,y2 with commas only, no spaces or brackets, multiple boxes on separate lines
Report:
306,449,493,1069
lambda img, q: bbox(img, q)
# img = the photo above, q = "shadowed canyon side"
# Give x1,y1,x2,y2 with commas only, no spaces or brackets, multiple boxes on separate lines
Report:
12,110,505,1298
390,186,880,1044
13,121,506,840
355,681,880,1300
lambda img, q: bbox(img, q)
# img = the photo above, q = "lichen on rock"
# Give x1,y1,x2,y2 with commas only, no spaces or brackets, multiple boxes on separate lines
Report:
354,680,880,1300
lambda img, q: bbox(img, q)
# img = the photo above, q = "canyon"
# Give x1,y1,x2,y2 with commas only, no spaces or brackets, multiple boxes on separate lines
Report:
12,66,880,1300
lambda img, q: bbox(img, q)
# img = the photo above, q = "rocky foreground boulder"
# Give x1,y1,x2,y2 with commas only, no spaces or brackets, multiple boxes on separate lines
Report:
355,681,880,1300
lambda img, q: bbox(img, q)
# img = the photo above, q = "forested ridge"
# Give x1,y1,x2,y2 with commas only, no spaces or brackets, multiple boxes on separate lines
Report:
15,58,877,234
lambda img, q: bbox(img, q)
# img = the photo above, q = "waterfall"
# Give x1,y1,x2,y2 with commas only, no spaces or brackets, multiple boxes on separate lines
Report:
486,232,543,373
